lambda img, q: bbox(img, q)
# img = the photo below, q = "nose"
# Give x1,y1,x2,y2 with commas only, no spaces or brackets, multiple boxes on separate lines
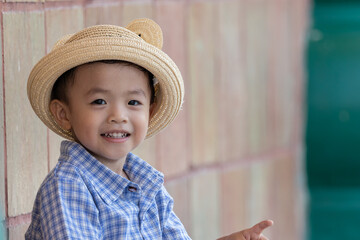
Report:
107,104,128,124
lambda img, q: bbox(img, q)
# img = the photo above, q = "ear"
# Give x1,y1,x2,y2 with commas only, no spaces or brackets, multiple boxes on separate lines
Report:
49,99,72,131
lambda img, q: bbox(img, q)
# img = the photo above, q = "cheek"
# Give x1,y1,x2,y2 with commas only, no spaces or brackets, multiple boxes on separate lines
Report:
134,111,150,131
69,109,97,132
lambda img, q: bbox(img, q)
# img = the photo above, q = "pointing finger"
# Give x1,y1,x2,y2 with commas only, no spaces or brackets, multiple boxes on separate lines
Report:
251,220,274,235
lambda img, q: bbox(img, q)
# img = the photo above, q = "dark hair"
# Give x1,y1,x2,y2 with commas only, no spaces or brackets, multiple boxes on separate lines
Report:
51,60,155,104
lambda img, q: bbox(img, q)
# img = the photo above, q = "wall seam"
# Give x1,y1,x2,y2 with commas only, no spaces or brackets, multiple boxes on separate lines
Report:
43,2,51,174
6,213,31,228
166,146,295,182
1,1,8,222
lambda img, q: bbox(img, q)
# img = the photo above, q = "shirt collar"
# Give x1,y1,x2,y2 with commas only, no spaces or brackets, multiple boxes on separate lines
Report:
60,141,164,204
124,152,164,200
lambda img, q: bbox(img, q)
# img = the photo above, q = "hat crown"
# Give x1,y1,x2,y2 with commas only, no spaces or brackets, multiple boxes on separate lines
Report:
52,19,163,51
52,25,138,50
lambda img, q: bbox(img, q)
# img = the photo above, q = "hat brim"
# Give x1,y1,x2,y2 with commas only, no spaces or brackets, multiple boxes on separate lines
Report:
27,25,184,140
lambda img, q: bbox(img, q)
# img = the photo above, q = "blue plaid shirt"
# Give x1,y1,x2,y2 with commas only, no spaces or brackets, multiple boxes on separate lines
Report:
25,141,191,239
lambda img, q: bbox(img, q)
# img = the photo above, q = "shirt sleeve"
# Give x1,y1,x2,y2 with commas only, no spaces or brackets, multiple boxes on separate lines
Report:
27,173,102,240
158,186,192,240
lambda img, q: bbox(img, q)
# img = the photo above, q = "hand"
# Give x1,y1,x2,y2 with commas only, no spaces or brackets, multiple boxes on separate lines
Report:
217,220,273,240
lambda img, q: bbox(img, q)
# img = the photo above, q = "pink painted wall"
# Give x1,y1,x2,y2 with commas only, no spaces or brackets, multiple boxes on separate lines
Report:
0,0,310,239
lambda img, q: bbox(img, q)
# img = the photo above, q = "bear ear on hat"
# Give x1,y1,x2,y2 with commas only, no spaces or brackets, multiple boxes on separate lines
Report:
126,18,163,49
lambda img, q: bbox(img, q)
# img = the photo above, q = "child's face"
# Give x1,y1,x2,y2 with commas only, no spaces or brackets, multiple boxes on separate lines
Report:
59,62,153,167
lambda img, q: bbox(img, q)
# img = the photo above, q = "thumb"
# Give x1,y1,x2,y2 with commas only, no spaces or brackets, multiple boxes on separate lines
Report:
250,220,274,235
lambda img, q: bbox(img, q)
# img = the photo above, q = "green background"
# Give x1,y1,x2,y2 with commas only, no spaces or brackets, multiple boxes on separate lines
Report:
306,0,360,239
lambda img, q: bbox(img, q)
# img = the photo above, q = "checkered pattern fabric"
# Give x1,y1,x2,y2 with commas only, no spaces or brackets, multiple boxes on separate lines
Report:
25,141,191,240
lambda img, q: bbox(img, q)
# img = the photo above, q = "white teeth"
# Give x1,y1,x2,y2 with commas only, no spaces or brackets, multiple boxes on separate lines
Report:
103,132,128,138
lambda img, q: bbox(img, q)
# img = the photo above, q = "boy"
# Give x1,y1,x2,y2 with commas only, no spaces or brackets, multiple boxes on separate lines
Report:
25,18,272,239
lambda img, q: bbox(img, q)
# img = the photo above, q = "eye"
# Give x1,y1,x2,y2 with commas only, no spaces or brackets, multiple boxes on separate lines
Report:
91,99,107,105
128,100,141,106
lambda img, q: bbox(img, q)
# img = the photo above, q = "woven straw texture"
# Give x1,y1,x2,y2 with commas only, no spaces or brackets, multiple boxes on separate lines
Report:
27,18,184,140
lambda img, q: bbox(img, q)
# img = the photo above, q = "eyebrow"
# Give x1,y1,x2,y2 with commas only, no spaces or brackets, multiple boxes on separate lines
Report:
86,87,148,98
128,89,147,98
86,87,110,96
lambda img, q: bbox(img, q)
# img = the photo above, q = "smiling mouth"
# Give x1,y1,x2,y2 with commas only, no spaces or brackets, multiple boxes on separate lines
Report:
101,132,130,138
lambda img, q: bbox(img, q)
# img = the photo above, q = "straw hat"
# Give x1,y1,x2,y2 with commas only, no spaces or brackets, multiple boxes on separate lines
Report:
27,18,184,140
